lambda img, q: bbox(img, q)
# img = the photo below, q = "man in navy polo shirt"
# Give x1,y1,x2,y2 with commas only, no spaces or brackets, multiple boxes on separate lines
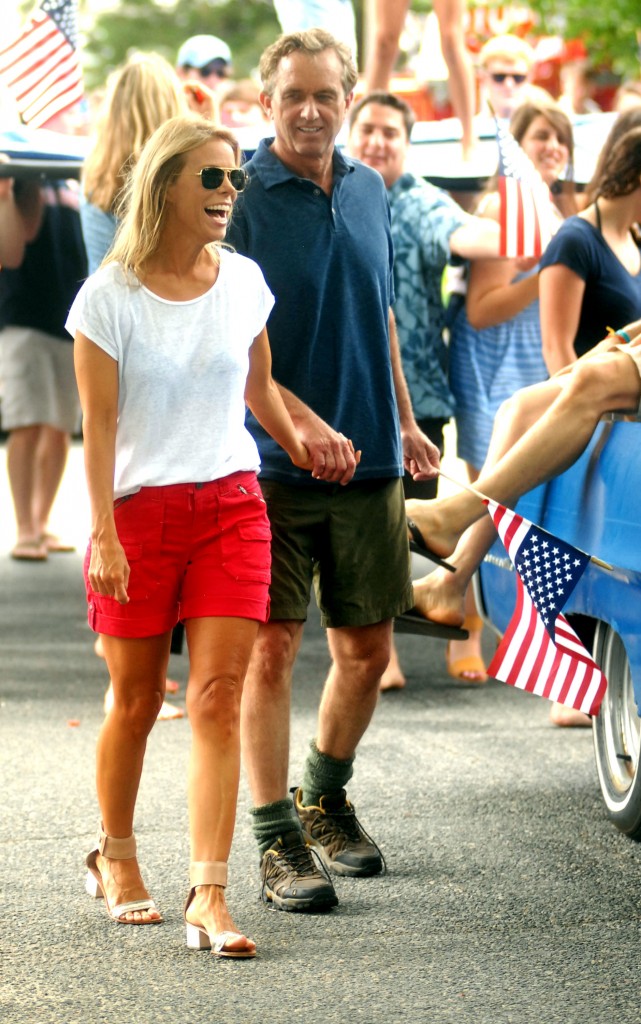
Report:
227,28,440,913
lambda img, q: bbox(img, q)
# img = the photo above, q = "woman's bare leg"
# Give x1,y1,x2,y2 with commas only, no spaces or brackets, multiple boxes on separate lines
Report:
94,632,172,923
365,0,409,91
184,616,259,955
433,0,476,158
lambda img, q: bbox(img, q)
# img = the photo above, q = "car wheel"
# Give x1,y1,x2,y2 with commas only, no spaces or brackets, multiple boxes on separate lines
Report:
592,622,641,838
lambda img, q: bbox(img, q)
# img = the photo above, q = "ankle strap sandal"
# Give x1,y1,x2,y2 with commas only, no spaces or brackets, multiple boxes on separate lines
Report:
85,826,161,925
184,861,256,958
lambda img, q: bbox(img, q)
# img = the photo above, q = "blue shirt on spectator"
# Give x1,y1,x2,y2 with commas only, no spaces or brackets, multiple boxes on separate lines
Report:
387,172,467,421
539,216,641,358
227,138,402,484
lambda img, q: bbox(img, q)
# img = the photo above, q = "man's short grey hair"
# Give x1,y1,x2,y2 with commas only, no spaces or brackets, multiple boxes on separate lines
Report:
259,28,358,97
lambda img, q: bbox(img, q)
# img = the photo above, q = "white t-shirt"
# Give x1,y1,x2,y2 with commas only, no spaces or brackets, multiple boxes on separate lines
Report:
66,249,274,498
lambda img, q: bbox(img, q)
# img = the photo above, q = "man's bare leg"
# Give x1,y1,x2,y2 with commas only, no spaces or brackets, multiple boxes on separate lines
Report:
240,619,304,806
318,621,392,757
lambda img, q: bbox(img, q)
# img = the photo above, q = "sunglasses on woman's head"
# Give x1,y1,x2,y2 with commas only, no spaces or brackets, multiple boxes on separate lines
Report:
195,167,248,192
490,72,527,84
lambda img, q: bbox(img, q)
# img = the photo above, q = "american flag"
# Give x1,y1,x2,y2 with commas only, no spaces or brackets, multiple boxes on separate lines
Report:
485,499,608,717
495,117,556,259
0,0,83,129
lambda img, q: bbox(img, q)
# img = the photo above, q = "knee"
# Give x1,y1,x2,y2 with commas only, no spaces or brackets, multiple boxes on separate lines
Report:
496,389,524,425
112,690,161,737
563,361,610,416
187,675,241,738
245,624,300,696
337,640,392,691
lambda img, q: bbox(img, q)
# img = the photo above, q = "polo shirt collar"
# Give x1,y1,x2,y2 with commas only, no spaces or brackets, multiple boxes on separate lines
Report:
251,137,356,189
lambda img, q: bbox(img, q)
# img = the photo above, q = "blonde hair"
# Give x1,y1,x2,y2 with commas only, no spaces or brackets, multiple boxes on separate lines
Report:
259,28,357,97
106,115,242,277
82,52,188,213
478,34,535,71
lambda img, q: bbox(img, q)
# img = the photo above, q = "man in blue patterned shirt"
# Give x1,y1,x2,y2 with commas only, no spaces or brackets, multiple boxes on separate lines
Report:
348,91,501,688
349,91,502,497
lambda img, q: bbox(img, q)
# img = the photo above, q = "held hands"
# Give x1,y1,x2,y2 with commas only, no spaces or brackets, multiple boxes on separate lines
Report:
402,424,441,481
295,422,361,485
88,533,130,605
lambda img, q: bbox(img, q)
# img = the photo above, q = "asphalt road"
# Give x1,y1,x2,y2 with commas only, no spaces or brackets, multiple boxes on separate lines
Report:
1,444,640,1024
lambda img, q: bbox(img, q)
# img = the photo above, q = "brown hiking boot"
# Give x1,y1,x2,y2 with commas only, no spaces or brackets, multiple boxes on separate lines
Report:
259,831,338,912
292,787,384,877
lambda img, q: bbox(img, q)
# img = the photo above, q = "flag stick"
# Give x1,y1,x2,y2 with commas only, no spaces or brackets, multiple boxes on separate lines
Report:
437,468,490,502
436,470,613,571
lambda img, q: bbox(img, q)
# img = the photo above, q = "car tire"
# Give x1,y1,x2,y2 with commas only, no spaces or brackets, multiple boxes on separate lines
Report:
592,622,641,838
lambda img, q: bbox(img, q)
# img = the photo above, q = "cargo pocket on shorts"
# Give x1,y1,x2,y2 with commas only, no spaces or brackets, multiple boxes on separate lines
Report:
119,540,163,601
112,491,163,601
220,491,272,583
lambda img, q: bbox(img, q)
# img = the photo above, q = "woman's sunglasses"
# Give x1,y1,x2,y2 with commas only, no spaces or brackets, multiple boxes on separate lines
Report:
194,167,248,192
490,72,527,84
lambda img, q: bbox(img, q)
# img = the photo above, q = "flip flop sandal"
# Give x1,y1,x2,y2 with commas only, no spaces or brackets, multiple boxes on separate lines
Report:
10,539,48,561
406,518,456,572
41,533,76,553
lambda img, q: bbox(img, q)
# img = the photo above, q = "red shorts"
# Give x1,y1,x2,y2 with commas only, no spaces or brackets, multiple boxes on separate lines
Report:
84,471,271,638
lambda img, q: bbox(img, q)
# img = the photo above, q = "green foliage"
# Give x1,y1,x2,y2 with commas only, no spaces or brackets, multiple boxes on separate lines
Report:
80,0,281,90
528,0,640,77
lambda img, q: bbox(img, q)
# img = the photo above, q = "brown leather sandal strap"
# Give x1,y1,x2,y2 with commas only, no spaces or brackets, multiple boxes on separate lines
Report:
190,861,228,888
98,828,137,860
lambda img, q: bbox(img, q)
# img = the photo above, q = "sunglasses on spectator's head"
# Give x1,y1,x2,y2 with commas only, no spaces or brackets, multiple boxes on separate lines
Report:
490,72,527,84
195,167,248,192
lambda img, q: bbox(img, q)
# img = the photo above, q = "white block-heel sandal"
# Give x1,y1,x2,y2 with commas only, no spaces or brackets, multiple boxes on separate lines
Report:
85,827,162,925
184,861,256,959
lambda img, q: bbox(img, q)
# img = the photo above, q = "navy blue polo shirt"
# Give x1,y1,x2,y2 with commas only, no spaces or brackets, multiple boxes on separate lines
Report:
227,139,402,484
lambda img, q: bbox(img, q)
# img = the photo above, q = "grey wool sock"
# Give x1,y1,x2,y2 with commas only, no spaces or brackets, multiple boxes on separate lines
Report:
249,798,301,858
301,739,354,807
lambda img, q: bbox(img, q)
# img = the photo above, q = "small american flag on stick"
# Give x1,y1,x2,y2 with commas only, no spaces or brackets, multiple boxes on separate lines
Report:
495,116,556,259
485,499,608,717
0,0,83,129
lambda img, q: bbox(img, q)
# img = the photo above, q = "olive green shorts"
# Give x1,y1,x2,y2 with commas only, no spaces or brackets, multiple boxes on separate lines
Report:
260,477,413,628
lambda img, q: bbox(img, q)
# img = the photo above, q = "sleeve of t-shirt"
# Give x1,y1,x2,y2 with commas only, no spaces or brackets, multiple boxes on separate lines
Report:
65,265,121,361
538,219,594,282
244,256,275,338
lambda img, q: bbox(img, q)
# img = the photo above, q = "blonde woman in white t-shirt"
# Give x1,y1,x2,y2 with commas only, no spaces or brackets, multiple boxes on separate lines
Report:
67,115,345,959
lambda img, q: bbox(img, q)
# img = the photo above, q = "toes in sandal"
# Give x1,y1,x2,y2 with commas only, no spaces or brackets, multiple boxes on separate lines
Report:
184,861,256,959
85,828,162,925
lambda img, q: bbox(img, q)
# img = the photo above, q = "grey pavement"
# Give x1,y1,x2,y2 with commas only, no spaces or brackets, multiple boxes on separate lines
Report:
1,442,640,1024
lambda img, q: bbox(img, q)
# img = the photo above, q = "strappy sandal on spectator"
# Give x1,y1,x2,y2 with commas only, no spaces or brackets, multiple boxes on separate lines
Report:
184,861,256,959
85,828,162,924
446,615,488,684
